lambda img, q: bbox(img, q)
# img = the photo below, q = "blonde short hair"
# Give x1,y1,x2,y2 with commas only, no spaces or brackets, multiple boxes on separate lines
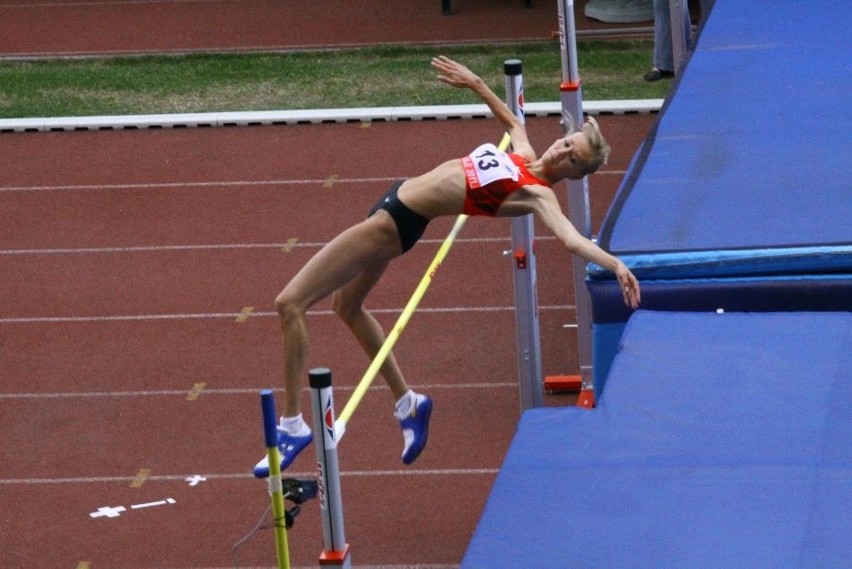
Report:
580,116,611,176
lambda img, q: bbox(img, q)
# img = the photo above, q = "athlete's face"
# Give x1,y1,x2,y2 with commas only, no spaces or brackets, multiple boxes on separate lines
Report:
543,132,594,180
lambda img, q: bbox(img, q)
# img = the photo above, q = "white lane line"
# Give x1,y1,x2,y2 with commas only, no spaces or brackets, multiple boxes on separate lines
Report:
0,468,499,486
0,382,518,401
0,171,625,193
0,177,396,193
0,311,247,324
0,243,321,255
0,236,526,256
0,304,576,324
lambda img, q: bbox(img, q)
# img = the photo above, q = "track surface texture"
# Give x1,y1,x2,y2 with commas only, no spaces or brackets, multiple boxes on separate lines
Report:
0,1,656,567
0,0,649,58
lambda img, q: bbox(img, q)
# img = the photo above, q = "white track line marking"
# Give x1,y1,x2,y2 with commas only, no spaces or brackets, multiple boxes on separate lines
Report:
0,468,498,486
130,497,177,509
0,177,396,193
0,382,518,401
0,171,625,193
0,235,534,256
0,303,575,324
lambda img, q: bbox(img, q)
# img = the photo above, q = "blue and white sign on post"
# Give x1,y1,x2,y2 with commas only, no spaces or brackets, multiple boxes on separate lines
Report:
309,368,351,568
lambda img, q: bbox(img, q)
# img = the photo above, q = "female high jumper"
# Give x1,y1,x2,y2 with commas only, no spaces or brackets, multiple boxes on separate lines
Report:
254,56,641,477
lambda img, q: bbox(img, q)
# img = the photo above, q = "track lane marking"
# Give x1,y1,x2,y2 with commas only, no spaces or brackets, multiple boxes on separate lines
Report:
0,382,518,400
0,235,552,256
0,170,625,193
0,177,397,192
186,382,206,400
0,303,576,324
0,468,499,486
129,468,151,488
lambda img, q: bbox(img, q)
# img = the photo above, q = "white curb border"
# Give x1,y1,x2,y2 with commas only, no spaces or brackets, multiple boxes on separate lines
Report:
0,100,662,133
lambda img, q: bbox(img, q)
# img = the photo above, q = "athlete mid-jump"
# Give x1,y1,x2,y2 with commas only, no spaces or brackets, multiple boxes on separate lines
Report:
254,56,641,477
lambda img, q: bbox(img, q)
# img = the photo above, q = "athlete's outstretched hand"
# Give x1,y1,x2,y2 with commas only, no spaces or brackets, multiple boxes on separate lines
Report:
431,56,481,90
615,263,641,309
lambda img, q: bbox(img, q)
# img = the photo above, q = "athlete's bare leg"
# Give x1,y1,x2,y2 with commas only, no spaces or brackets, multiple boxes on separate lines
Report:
274,211,401,416
332,258,410,402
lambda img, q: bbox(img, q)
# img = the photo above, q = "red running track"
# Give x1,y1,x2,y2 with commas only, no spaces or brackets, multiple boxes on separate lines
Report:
0,114,654,567
0,0,649,58
1,1,658,566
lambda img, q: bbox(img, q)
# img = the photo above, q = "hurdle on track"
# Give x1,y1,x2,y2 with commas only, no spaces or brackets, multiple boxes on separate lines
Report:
306,62,524,567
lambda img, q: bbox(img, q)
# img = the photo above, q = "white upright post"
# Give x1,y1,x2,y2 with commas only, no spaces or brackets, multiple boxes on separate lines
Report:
558,0,596,406
309,368,352,567
505,59,544,411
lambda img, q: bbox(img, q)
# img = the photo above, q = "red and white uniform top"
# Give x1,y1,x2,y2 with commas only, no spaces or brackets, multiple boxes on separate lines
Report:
461,143,550,216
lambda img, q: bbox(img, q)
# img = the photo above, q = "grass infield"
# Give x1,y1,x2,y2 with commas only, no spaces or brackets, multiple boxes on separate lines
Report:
0,41,670,118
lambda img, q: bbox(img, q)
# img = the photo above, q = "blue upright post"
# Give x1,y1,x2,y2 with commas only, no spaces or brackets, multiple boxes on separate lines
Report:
260,389,291,569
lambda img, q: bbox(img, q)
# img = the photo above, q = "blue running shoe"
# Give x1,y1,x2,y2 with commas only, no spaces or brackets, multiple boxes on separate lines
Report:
253,430,313,478
397,395,433,465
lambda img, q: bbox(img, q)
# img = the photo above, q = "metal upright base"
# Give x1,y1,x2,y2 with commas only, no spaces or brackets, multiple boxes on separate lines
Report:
309,368,352,568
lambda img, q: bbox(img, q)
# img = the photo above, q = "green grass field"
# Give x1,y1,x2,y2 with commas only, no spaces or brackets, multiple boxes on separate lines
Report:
0,41,669,118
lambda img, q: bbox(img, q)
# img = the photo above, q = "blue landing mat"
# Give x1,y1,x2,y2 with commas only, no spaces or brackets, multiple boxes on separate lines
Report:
463,311,852,568
595,0,851,277
587,0,852,395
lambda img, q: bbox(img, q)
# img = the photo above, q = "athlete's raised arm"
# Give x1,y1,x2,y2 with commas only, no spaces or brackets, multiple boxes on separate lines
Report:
431,56,536,161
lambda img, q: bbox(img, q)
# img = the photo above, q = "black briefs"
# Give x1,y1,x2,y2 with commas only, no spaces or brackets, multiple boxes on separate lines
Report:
368,180,430,254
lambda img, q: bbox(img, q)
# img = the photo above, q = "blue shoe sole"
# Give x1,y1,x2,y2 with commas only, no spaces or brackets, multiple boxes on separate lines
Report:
401,397,433,465
279,432,313,470
252,432,314,478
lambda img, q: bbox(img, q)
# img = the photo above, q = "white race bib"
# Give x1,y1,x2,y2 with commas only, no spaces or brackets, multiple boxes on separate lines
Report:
462,143,519,188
